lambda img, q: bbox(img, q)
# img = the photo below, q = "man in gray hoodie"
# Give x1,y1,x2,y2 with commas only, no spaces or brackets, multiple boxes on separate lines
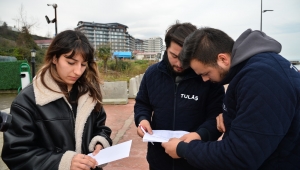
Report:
162,28,300,169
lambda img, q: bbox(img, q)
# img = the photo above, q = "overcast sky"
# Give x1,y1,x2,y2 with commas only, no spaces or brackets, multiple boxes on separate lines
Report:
0,0,299,61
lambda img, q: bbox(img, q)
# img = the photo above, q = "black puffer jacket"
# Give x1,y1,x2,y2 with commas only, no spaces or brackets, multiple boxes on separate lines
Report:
2,71,112,170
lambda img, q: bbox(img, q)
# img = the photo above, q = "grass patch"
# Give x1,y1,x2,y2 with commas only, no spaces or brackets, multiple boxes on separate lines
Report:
98,59,157,82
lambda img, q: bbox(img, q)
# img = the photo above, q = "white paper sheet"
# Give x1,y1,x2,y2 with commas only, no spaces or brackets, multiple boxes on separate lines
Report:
88,140,132,165
143,130,189,143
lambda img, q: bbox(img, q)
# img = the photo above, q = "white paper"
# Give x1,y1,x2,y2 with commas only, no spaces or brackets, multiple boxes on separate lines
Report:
88,140,132,165
143,130,189,143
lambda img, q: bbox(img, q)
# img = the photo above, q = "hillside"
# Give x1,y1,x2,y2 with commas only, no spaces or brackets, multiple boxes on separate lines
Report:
0,24,48,63
0,25,50,41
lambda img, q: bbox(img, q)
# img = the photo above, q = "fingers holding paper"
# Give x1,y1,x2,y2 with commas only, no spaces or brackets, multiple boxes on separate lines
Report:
179,132,201,143
71,154,98,170
137,119,153,138
162,138,181,159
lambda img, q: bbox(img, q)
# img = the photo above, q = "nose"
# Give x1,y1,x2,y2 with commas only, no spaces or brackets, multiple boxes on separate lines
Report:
73,64,82,75
202,76,210,82
176,59,182,68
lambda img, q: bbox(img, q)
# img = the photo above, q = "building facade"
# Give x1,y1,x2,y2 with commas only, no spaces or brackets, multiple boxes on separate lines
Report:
75,21,164,59
34,39,52,49
143,37,163,53
75,21,133,53
135,39,144,53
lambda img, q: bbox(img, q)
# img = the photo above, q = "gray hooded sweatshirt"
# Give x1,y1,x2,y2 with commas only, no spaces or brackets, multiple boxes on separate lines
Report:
230,29,282,67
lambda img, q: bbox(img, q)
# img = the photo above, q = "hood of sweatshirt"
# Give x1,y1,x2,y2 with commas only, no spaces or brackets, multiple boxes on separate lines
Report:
230,29,282,67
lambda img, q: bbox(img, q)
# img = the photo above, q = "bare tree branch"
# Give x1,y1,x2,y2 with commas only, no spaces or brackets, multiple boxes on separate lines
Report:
12,4,39,34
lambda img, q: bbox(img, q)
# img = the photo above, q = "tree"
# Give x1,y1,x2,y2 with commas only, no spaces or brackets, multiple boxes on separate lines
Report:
13,4,39,33
9,4,40,62
97,43,111,73
15,26,39,61
2,22,8,28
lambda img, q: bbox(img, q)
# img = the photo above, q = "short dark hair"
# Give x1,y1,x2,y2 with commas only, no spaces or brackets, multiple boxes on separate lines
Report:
180,27,234,69
165,21,197,49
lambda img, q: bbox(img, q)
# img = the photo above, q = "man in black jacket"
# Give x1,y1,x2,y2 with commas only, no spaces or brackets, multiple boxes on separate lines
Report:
134,21,225,170
162,27,300,169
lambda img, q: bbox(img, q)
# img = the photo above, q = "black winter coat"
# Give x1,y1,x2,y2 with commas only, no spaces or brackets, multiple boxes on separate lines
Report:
134,56,224,170
2,71,112,170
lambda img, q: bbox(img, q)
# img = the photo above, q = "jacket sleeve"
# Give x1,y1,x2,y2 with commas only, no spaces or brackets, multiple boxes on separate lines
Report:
134,72,152,126
2,101,65,169
180,66,298,169
89,107,112,151
196,83,224,141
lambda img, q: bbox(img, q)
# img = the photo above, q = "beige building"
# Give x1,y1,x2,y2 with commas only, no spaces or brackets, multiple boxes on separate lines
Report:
143,37,163,53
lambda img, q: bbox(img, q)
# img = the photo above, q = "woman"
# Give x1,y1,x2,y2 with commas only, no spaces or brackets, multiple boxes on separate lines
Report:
2,30,112,170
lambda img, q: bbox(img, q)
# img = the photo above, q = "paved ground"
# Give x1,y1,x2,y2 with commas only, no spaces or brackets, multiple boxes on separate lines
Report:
0,99,148,170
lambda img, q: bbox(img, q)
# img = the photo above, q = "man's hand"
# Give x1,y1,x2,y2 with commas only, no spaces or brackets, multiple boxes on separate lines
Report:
161,138,181,158
137,119,153,138
216,113,225,133
217,133,224,141
179,132,201,143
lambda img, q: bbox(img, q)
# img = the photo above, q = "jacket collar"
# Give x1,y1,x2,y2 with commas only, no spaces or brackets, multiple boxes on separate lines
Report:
33,70,96,153
33,70,65,106
221,58,249,85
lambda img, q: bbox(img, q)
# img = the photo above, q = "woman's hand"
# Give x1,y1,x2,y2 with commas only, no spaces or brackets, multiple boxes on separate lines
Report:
71,154,98,170
92,144,103,156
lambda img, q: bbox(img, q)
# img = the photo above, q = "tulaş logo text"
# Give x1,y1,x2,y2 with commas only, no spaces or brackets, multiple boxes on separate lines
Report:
181,94,198,101
290,64,299,72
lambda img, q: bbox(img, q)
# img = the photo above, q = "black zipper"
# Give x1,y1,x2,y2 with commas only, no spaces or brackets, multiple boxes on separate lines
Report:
172,80,180,170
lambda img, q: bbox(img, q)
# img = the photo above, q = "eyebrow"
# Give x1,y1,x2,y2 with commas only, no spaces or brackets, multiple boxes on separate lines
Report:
169,51,178,57
69,57,77,61
197,71,208,76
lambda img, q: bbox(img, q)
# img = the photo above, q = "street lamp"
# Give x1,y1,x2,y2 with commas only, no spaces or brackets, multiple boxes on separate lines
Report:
31,49,36,79
260,0,273,31
45,3,58,36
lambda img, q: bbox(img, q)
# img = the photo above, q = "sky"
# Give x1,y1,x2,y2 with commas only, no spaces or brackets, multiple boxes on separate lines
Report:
0,0,299,61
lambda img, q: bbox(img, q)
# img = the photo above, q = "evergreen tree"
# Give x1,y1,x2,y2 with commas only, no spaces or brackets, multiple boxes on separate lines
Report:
15,27,38,61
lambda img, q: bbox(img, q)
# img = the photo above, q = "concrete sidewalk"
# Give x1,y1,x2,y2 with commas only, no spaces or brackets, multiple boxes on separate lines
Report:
103,99,148,170
0,99,148,170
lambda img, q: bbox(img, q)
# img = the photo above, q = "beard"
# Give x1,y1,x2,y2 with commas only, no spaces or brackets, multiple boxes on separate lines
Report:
218,65,229,81
164,53,187,76
169,63,188,76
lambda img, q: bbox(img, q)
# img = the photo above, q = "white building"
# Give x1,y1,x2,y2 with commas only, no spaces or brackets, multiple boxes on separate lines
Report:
143,37,163,53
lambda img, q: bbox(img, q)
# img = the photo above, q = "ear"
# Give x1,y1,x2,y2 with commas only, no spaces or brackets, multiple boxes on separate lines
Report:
52,57,57,64
217,53,230,67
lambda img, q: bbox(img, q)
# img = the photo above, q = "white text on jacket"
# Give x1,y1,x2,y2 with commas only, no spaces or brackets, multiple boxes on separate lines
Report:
180,94,198,101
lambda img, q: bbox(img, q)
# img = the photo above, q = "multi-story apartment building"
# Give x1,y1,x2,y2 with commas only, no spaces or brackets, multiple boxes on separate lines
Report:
75,21,164,59
75,21,133,53
126,34,135,52
143,37,163,53
135,39,144,53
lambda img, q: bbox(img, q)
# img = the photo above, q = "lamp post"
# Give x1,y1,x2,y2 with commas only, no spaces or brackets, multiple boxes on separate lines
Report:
31,49,36,79
260,0,273,31
45,3,58,36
